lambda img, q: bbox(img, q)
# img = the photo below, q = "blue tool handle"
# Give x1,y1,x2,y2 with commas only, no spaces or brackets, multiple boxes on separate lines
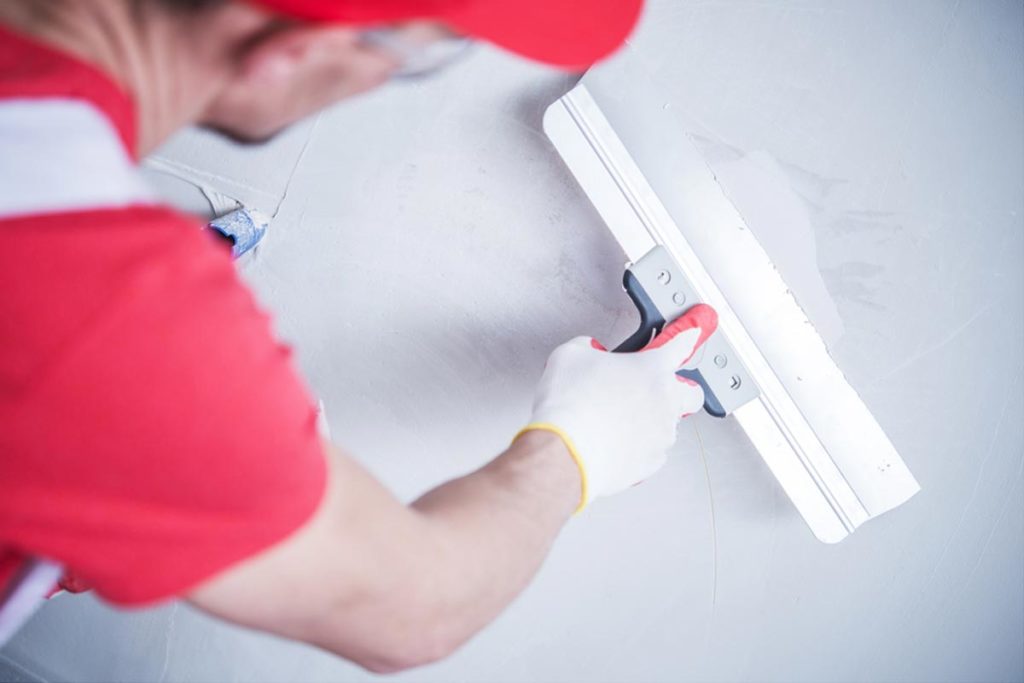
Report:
614,270,727,418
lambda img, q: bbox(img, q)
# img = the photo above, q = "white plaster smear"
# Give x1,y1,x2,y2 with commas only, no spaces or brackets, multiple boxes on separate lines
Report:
579,52,845,349
708,150,845,347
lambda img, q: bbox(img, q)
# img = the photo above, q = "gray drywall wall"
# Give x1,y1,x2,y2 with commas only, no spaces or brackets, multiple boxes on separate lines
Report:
4,1,1022,681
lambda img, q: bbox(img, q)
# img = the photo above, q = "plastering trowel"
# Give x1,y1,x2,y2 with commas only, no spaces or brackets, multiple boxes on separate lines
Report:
544,67,920,543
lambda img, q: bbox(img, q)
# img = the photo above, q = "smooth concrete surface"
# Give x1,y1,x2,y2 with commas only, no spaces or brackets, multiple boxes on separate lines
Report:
3,1,1022,681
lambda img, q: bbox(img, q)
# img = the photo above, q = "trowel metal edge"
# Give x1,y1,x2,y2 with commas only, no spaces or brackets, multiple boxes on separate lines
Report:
543,83,920,543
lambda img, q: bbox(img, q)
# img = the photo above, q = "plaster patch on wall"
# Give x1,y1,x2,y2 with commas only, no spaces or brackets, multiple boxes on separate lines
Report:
143,114,319,217
140,165,244,219
698,145,847,347
143,156,279,215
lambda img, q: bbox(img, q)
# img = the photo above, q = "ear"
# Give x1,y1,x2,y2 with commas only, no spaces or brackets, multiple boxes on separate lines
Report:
201,20,398,142
237,23,364,87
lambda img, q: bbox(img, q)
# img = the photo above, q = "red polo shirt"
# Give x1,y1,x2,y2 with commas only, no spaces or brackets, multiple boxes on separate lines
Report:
0,23,327,608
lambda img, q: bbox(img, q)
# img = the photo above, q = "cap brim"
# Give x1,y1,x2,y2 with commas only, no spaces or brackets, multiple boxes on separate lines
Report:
444,0,644,70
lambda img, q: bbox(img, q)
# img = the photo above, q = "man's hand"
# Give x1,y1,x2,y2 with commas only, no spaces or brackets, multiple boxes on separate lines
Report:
522,304,718,510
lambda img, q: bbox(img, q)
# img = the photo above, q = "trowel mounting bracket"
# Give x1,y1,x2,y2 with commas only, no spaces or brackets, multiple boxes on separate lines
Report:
615,246,759,417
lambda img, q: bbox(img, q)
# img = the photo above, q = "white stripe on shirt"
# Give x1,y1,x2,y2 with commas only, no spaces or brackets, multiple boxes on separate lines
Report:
0,98,155,219
0,559,63,646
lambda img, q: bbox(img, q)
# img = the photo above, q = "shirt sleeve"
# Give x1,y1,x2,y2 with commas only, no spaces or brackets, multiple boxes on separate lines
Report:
0,206,327,605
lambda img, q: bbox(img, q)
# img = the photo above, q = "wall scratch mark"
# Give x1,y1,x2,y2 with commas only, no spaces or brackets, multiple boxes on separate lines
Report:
932,451,1024,629
956,456,1024,590
275,113,322,218
868,301,994,386
693,422,718,614
157,602,179,683
919,368,1021,598
144,157,278,202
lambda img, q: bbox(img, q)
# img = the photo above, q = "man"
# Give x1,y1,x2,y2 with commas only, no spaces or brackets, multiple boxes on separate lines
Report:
0,0,717,672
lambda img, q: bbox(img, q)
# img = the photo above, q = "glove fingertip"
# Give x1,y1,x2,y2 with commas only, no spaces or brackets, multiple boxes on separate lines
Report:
650,304,719,363
683,303,719,336
673,377,706,416
674,305,718,357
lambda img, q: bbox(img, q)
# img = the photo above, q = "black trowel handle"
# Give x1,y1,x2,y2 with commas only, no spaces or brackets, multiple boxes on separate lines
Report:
613,267,728,417
610,247,759,417
614,269,664,353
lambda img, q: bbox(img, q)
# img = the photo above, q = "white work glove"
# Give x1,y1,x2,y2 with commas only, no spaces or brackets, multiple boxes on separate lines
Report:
519,304,718,512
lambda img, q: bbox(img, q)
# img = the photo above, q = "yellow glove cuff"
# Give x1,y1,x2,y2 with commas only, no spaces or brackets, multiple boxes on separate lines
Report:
514,423,588,515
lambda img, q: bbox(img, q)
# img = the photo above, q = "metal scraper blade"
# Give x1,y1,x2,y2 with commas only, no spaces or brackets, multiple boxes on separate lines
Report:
543,82,919,543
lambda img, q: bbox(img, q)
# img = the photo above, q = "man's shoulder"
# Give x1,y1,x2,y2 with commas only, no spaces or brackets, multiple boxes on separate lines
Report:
0,204,228,390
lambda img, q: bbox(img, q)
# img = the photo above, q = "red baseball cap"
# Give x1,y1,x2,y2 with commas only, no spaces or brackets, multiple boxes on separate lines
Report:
251,0,644,70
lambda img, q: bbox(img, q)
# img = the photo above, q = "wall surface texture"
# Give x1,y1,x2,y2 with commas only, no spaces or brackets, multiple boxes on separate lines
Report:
3,1,1022,681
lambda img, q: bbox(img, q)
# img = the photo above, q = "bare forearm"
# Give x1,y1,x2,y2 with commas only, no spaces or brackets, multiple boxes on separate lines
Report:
409,430,579,644
318,431,580,671
188,433,580,673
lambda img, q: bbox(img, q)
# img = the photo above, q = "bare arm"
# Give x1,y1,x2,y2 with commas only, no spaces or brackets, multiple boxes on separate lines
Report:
188,431,579,673
188,308,718,672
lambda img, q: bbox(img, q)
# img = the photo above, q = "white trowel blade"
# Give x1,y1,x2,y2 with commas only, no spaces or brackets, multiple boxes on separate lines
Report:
543,82,919,543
